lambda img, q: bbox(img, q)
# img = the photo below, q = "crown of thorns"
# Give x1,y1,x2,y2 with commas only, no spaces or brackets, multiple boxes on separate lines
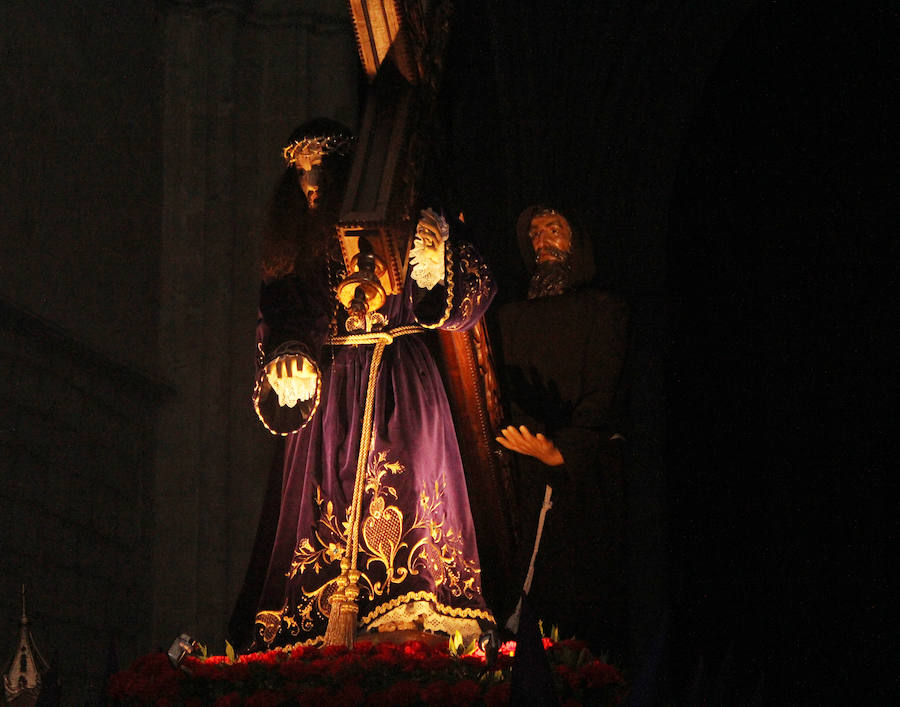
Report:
282,134,354,169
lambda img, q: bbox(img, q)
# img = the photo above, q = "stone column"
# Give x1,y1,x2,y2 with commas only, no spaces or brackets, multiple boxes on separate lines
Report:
153,0,358,650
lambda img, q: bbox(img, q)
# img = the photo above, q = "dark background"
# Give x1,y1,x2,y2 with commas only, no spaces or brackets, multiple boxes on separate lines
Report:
1,0,895,703
441,1,896,702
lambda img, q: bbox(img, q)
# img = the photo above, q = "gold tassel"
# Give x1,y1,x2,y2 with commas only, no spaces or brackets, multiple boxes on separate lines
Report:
321,339,389,648
322,560,361,647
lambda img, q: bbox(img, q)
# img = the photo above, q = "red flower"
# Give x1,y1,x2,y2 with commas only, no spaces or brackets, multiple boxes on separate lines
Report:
556,663,582,691
363,655,390,674
418,652,453,672
111,652,182,700
291,644,312,660
371,642,400,662
352,640,376,656
242,650,280,667
333,683,366,706
279,658,316,681
378,679,422,706
484,681,511,707
457,655,485,671
296,685,331,707
494,653,515,671
419,679,453,706
190,660,227,680
451,678,483,703
402,640,428,658
223,661,251,682
579,660,624,688
204,654,232,665
309,657,335,675
555,638,590,653
321,644,350,659
327,652,365,680
246,689,286,706
213,692,243,707
296,686,332,707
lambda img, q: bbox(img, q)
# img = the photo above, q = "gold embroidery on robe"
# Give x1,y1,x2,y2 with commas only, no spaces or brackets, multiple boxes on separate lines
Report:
254,449,488,645
254,609,283,645
443,242,492,331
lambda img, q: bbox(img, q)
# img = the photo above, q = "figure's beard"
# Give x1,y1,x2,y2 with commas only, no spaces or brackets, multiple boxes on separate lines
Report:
527,257,572,299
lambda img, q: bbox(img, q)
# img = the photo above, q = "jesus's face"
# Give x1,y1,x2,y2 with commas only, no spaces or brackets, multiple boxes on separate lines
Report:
298,164,321,210
528,212,572,264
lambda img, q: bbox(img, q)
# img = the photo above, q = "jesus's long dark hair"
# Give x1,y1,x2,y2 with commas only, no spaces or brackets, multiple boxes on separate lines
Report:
260,119,354,283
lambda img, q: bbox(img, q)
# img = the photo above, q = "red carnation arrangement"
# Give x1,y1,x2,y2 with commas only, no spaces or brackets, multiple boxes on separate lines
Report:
107,637,626,706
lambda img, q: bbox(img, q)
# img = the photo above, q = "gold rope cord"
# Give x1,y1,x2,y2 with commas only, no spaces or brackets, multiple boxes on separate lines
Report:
328,324,425,347
322,326,423,647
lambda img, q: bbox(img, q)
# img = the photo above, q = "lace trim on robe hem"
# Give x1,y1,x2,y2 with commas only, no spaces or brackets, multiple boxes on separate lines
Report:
358,589,495,626
417,240,455,329
363,599,484,641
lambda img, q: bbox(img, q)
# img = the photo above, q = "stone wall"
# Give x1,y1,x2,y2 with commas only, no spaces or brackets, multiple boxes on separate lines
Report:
1,0,361,697
151,0,359,651
0,300,168,704
0,1,163,375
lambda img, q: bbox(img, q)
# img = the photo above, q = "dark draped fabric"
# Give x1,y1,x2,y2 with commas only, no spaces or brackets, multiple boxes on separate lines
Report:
249,238,497,648
497,287,629,658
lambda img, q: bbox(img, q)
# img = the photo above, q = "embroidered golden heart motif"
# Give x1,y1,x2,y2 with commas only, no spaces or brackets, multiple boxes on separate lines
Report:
363,500,403,559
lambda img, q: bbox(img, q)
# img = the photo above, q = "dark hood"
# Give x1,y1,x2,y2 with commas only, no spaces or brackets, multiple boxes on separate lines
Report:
515,204,596,289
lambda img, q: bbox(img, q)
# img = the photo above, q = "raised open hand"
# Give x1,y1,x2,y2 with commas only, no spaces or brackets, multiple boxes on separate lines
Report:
496,424,564,466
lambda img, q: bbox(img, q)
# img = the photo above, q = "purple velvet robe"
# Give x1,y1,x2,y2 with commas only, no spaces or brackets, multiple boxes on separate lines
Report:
251,239,496,647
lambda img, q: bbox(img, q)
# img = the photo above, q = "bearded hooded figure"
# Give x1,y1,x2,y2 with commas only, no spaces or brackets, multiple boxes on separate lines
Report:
244,119,497,649
494,205,629,659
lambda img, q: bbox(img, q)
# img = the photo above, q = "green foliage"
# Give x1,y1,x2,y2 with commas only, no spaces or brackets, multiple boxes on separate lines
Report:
537,620,560,643
448,630,464,657
447,629,478,658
